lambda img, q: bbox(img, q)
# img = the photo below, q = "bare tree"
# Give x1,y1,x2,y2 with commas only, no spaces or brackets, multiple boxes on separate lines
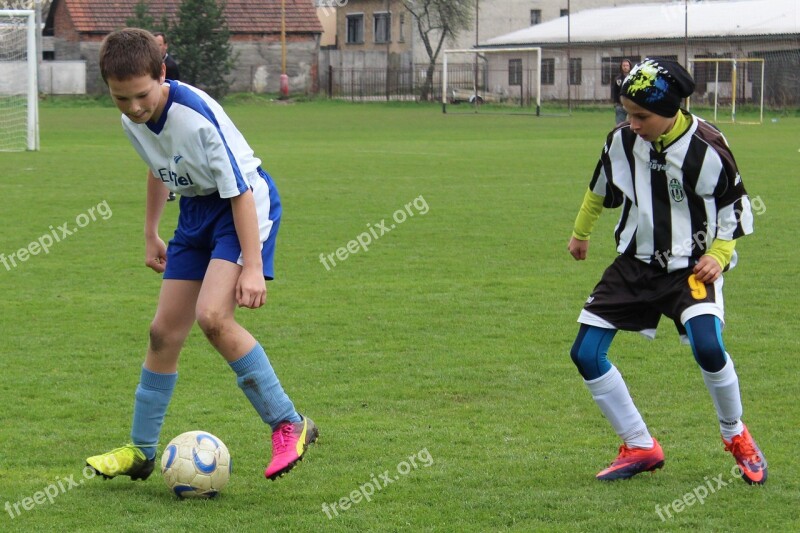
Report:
401,0,473,101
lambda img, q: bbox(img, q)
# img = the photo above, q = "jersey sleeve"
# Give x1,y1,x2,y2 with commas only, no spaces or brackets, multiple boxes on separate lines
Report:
122,119,157,175
588,132,626,209
200,123,250,199
708,133,754,240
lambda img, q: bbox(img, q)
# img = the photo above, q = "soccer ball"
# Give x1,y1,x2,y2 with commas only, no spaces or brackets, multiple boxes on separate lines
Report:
161,430,231,498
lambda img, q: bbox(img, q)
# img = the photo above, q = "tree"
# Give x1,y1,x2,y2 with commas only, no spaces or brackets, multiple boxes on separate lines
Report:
126,0,154,29
170,0,235,99
401,0,474,101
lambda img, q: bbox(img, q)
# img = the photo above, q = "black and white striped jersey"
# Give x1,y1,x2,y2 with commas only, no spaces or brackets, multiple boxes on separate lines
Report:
589,115,754,272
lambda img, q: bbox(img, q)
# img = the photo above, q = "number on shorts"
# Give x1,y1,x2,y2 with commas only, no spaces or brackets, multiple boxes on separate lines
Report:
688,274,707,300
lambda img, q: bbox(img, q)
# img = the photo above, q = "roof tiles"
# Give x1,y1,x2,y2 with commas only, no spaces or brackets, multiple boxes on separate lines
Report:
60,0,322,34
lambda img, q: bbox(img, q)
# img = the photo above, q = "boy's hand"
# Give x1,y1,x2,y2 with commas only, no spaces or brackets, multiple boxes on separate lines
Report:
568,236,590,260
693,255,722,284
145,237,167,273
236,266,266,308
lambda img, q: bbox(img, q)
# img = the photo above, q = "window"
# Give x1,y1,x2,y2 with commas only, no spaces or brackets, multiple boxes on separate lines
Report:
541,58,555,85
530,9,542,25
508,59,522,86
560,9,569,17
374,12,391,44
398,13,405,42
346,14,364,44
569,57,582,85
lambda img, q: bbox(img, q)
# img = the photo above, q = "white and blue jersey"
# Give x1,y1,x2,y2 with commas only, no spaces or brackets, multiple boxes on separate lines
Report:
121,81,281,280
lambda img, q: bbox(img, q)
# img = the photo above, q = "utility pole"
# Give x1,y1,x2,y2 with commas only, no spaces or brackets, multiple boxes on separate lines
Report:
473,0,479,105
280,0,289,98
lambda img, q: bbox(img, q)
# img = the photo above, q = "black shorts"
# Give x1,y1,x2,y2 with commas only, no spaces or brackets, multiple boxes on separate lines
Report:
578,254,725,339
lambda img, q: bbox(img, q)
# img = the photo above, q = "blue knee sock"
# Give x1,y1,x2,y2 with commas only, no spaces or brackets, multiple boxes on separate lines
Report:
685,315,727,372
570,324,616,380
229,343,300,430
131,367,177,460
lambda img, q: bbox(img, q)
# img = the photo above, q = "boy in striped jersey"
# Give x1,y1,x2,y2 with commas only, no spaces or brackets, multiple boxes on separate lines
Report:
86,29,317,483
567,58,767,484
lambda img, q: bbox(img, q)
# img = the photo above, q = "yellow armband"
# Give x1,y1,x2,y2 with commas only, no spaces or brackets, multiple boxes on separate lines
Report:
705,239,737,269
572,189,604,240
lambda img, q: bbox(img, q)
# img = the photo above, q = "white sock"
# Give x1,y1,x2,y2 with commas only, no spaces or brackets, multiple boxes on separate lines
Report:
585,366,653,449
701,356,744,440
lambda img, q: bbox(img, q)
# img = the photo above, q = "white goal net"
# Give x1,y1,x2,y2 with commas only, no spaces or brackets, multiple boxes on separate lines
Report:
687,58,765,125
0,9,38,151
442,47,542,115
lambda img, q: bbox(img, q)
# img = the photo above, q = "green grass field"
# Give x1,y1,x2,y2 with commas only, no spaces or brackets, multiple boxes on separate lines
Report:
1,99,799,532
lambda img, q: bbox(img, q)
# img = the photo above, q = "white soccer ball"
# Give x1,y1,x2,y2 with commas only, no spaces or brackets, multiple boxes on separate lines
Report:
161,430,231,498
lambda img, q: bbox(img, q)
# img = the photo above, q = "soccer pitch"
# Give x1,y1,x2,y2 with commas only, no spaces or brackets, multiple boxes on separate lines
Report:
1,100,798,531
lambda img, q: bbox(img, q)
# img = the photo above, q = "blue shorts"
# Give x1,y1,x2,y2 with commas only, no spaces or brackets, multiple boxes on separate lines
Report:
164,169,281,281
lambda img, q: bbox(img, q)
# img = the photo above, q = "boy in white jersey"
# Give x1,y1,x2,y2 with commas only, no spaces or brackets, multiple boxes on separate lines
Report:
86,28,317,482
567,58,767,484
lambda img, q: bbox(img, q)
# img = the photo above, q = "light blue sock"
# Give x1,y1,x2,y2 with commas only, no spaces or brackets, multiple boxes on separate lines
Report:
131,367,177,460
229,343,300,430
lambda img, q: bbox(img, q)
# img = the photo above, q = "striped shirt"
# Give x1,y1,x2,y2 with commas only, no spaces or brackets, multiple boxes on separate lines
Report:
589,114,754,272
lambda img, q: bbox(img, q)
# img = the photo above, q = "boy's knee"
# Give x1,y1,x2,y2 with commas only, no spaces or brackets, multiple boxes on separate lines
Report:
690,332,726,372
570,333,595,378
195,308,227,342
149,322,169,352
570,325,615,380
686,315,727,372
149,320,188,352
569,339,584,369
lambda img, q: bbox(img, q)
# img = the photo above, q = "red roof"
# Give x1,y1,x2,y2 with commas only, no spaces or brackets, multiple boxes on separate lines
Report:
54,0,322,34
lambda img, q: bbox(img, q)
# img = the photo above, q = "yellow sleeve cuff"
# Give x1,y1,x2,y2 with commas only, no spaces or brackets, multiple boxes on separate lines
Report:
705,239,737,269
572,189,604,240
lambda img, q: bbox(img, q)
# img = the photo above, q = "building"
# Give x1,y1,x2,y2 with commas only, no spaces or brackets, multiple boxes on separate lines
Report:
424,0,670,64
327,0,412,68
477,0,800,105
316,0,338,48
44,0,323,94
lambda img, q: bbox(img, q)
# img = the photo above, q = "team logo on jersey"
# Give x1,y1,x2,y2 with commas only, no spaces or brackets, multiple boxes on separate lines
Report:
669,177,685,202
173,154,184,164
157,168,194,187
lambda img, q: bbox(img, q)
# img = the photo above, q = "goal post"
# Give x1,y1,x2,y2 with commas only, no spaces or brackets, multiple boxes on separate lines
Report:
0,9,39,151
687,58,765,125
442,47,542,115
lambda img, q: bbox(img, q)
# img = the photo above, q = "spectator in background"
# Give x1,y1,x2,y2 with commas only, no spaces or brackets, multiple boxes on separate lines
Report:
153,32,180,81
611,58,632,125
154,32,180,202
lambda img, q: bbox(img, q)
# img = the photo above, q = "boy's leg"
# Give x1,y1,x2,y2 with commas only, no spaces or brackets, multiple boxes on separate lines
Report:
685,314,767,484
87,279,200,479
571,324,663,480
196,259,316,479
196,259,299,426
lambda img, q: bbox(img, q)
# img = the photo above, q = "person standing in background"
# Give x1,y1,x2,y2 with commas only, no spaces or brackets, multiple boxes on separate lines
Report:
611,58,632,125
154,31,180,202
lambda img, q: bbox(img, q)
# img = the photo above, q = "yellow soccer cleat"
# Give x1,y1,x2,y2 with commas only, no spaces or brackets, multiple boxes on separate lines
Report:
86,444,155,480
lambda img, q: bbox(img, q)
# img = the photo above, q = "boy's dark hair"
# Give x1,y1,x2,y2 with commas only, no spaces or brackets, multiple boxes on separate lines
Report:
99,28,163,84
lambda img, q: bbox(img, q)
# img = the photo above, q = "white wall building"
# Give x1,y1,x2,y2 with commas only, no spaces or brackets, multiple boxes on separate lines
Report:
473,0,800,105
